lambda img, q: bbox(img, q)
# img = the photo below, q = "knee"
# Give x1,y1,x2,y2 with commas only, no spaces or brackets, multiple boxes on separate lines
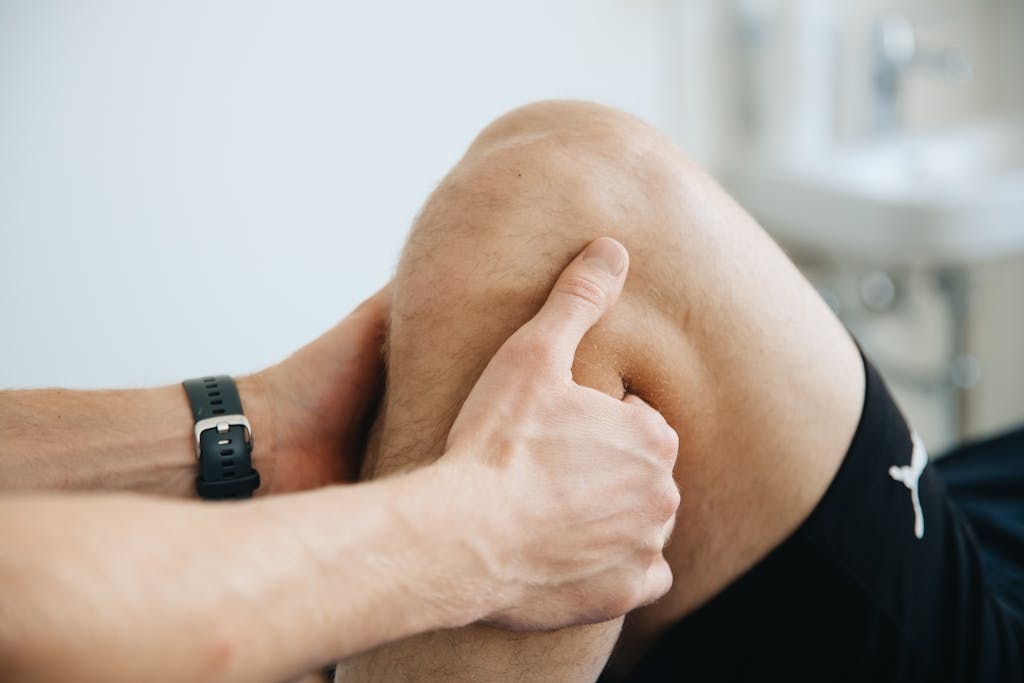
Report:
411,101,703,295
447,101,691,225
378,103,684,478
469,100,667,164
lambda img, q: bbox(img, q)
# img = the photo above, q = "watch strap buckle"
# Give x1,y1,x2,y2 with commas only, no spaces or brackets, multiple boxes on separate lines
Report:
193,415,252,459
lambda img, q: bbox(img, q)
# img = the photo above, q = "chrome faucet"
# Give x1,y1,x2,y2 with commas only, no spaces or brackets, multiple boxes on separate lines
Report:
872,13,972,136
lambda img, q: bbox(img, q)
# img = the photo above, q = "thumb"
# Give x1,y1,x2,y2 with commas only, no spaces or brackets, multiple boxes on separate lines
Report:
526,237,629,370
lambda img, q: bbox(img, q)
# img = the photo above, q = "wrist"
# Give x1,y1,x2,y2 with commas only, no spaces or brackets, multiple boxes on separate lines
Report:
415,456,510,627
233,372,283,496
395,460,500,629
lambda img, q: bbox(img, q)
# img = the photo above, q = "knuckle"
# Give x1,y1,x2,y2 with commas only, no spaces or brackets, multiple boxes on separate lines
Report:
636,411,677,463
657,425,680,462
633,403,663,431
653,483,681,521
556,275,607,312
651,560,674,599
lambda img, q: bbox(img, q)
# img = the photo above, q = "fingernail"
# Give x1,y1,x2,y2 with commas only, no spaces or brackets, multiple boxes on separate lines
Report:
582,238,626,276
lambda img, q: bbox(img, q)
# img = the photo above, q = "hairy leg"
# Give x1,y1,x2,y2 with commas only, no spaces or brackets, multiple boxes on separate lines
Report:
335,101,863,681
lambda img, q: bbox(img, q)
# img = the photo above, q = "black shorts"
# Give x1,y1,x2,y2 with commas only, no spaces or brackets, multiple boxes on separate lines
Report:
620,356,1024,682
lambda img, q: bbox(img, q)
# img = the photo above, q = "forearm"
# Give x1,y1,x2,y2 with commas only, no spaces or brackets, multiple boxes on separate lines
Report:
0,375,274,498
335,620,623,683
0,466,482,683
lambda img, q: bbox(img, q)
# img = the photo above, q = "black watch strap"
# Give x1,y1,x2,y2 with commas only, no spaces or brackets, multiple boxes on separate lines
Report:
183,375,260,500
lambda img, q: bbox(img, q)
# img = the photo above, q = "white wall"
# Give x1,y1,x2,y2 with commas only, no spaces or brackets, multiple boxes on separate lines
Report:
0,0,675,389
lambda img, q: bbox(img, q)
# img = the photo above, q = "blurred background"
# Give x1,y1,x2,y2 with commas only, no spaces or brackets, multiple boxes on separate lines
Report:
1,0,1021,454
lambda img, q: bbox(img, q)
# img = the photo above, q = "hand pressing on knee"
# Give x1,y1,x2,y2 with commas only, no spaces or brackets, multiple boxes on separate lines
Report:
440,237,680,631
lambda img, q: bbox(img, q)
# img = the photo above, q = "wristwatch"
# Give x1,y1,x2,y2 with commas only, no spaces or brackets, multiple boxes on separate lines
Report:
183,375,261,500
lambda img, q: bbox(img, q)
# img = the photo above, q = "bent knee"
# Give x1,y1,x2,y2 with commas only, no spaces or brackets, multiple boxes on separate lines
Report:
411,101,711,311
469,100,665,161
455,101,695,216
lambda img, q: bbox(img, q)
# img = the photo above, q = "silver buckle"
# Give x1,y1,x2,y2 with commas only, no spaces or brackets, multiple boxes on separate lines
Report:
194,414,252,460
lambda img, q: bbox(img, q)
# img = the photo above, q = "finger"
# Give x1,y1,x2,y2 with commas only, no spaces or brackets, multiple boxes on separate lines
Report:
623,394,676,445
524,237,629,370
623,393,653,409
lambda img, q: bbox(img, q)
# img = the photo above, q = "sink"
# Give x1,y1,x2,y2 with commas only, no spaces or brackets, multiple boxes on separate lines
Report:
724,122,1024,265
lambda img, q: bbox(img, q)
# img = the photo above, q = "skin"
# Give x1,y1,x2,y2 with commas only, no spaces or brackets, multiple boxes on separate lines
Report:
335,100,865,681
2,97,866,682
0,286,393,499
0,241,678,682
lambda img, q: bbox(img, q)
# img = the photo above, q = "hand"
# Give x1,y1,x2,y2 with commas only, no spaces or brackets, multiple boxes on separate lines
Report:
441,237,679,630
252,285,391,493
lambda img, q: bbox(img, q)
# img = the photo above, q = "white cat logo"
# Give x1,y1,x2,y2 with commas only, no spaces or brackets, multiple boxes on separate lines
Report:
888,431,928,540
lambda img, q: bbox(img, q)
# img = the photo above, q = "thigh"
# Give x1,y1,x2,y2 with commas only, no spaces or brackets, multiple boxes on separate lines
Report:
617,360,1024,682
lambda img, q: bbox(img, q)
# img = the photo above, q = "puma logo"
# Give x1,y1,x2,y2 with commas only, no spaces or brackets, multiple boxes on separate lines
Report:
888,431,928,540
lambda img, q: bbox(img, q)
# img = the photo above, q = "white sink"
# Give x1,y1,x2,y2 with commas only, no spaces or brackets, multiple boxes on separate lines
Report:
724,123,1024,265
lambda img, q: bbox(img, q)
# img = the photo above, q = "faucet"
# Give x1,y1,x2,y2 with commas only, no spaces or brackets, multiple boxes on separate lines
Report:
872,13,972,136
